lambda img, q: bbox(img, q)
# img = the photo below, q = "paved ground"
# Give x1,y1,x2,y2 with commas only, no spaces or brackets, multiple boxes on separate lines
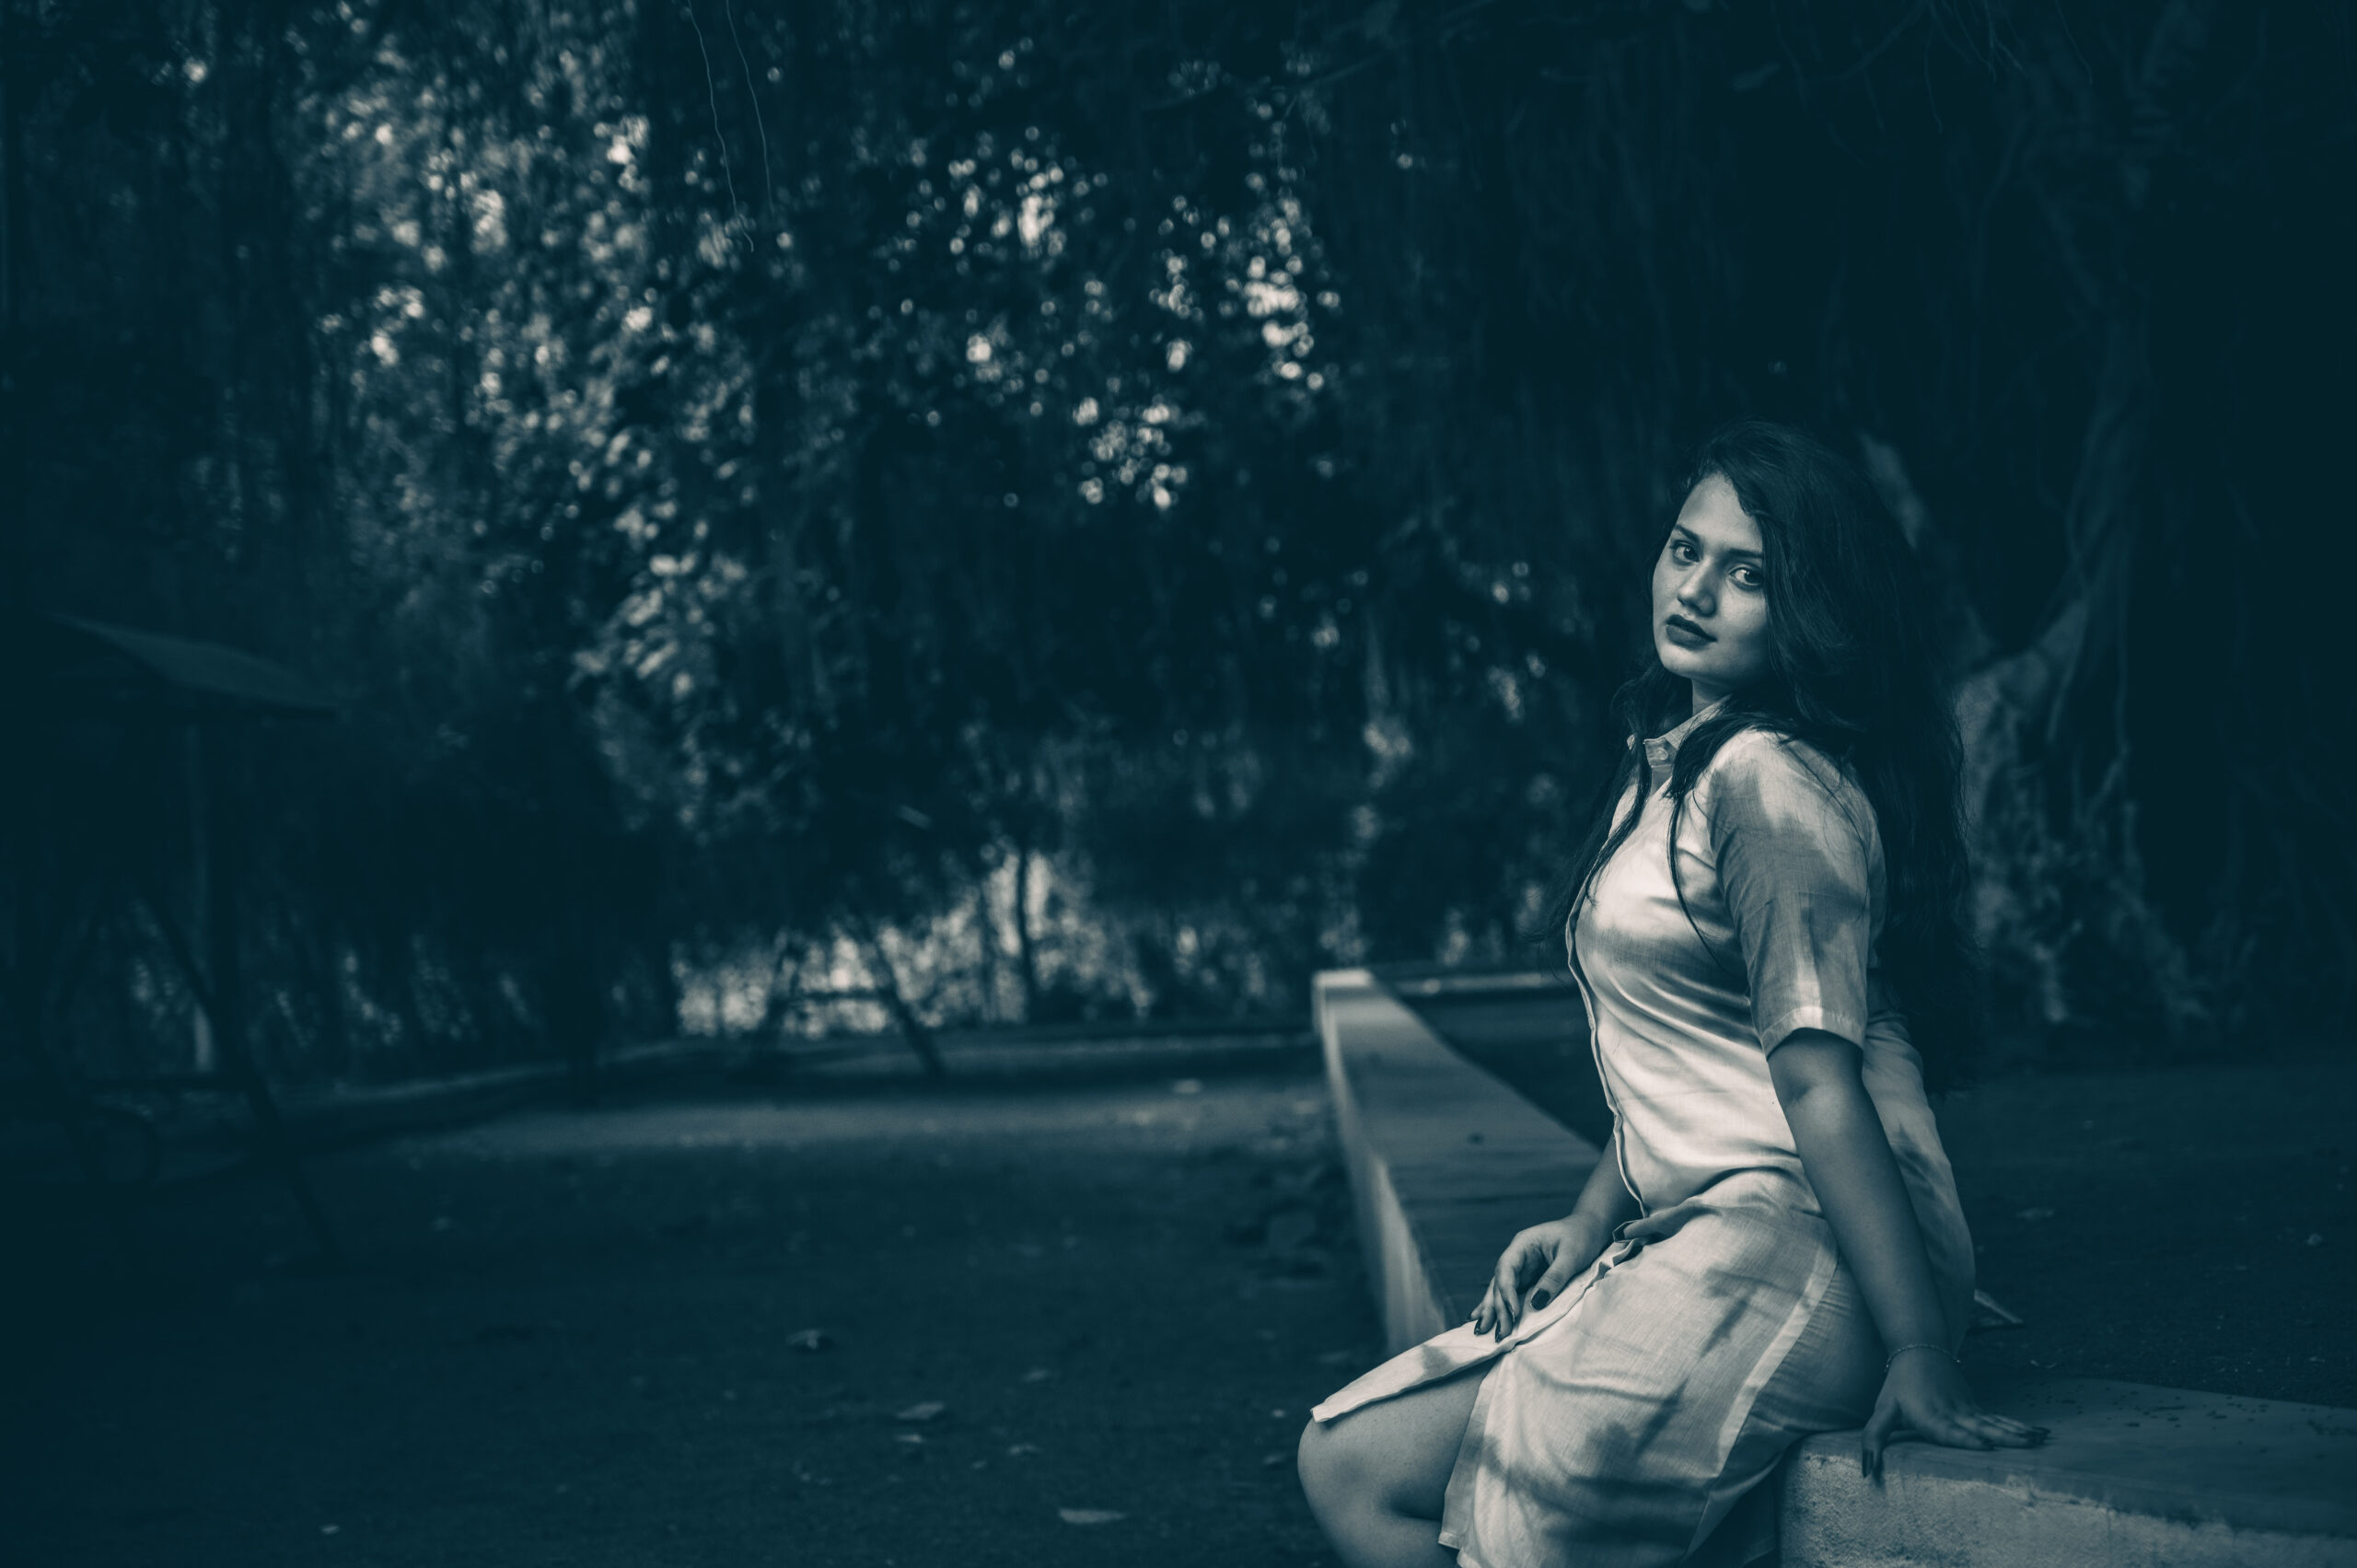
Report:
1933,1060,2353,1405
1412,981,2357,1408
9,1015,2346,1568
0,1065,1374,1567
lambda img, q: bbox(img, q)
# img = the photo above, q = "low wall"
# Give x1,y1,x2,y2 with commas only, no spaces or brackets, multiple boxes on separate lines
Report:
1313,968,2357,1568
1318,966,1603,1351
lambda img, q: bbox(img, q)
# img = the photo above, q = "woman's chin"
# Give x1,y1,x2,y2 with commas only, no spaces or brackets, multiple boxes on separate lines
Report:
1655,643,1710,681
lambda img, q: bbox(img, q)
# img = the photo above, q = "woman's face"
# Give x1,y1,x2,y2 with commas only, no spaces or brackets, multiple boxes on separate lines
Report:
1652,473,1771,710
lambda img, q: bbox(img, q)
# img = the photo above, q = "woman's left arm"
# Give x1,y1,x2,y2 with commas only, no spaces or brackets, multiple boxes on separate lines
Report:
1770,1031,2046,1477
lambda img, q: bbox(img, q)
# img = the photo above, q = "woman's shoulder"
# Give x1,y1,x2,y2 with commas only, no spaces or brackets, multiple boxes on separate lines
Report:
1698,725,1875,846
1705,724,1853,788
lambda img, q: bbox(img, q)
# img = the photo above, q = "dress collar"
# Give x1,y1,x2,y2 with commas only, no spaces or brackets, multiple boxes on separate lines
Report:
1643,694,1735,768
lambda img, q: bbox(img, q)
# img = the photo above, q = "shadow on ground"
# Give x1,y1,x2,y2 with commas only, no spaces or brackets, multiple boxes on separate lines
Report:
1408,977,2356,1407
0,1067,1372,1568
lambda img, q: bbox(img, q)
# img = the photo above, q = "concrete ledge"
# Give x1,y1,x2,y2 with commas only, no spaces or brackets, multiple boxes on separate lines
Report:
1316,969,1602,1353
1782,1377,2357,1567
1312,967,2357,1567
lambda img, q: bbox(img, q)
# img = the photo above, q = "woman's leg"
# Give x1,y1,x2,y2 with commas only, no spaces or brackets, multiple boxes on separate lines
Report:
1296,1363,1489,1568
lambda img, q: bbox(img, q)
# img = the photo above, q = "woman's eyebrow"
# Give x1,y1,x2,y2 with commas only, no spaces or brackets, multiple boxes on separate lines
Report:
1675,527,1762,564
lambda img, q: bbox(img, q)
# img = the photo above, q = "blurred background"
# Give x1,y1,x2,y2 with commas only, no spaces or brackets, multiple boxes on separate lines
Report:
4,0,2353,1089
6,6,2356,1565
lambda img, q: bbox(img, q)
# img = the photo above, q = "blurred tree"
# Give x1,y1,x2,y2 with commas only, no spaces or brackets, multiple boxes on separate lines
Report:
6,0,2350,1082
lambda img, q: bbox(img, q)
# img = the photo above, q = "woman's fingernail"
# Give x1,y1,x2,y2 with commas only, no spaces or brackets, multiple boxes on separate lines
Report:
1529,1291,1550,1310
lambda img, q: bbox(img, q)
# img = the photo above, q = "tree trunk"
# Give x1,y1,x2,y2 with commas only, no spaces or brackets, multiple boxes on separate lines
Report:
974,878,1000,1025
845,900,944,1078
1013,842,1040,1023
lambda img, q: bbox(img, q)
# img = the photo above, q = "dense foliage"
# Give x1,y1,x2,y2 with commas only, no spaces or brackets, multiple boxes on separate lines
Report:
3,0,2350,1082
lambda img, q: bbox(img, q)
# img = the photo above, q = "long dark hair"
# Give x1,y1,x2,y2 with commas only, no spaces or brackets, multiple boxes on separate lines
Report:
1543,420,1980,1087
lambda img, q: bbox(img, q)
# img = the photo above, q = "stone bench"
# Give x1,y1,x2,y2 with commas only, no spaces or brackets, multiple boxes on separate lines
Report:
1313,968,2357,1568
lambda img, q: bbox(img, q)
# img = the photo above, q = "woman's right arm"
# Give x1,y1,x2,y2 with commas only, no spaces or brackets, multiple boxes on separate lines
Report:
1470,1152,1637,1340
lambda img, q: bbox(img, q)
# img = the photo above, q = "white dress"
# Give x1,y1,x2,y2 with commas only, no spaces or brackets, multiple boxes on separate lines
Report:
1311,700,1976,1567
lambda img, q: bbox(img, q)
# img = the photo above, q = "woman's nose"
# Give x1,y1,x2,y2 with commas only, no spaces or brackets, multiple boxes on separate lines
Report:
1675,572,1713,614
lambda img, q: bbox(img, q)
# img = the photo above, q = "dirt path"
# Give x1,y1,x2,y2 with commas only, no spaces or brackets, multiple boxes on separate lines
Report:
1,1067,1375,1567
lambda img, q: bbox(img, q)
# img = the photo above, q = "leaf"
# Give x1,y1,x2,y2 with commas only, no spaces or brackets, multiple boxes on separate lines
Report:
1968,1289,2026,1330
894,1400,946,1422
1057,1508,1127,1526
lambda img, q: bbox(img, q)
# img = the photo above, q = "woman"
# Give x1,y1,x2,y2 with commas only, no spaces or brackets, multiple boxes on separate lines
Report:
1296,422,2044,1568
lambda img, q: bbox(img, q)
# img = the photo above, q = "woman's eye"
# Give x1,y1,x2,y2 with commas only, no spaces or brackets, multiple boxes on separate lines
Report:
1730,566,1763,590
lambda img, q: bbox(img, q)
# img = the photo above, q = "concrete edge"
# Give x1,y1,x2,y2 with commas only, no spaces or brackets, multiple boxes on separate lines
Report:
1317,969,1451,1351
1315,968,1603,1350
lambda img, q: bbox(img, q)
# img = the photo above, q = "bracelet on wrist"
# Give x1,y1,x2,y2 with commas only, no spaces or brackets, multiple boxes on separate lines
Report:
1883,1342,1956,1373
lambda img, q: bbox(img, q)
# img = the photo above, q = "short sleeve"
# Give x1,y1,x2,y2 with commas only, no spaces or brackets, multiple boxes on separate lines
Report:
1702,733,1878,1054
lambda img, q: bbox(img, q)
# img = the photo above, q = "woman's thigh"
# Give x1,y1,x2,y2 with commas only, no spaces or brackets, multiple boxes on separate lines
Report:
1298,1361,1491,1520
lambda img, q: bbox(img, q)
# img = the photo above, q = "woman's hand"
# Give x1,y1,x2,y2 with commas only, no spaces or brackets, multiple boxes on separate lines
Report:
1469,1215,1611,1342
1861,1348,2049,1478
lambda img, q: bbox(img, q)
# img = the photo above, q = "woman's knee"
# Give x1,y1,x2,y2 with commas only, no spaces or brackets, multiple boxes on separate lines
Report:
1298,1374,1477,1522
1297,1415,1358,1504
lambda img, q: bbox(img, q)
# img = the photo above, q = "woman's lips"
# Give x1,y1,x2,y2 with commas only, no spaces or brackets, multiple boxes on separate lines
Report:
1663,615,1713,646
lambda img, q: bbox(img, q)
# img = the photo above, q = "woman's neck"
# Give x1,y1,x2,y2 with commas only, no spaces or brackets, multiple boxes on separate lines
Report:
1688,682,1734,717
